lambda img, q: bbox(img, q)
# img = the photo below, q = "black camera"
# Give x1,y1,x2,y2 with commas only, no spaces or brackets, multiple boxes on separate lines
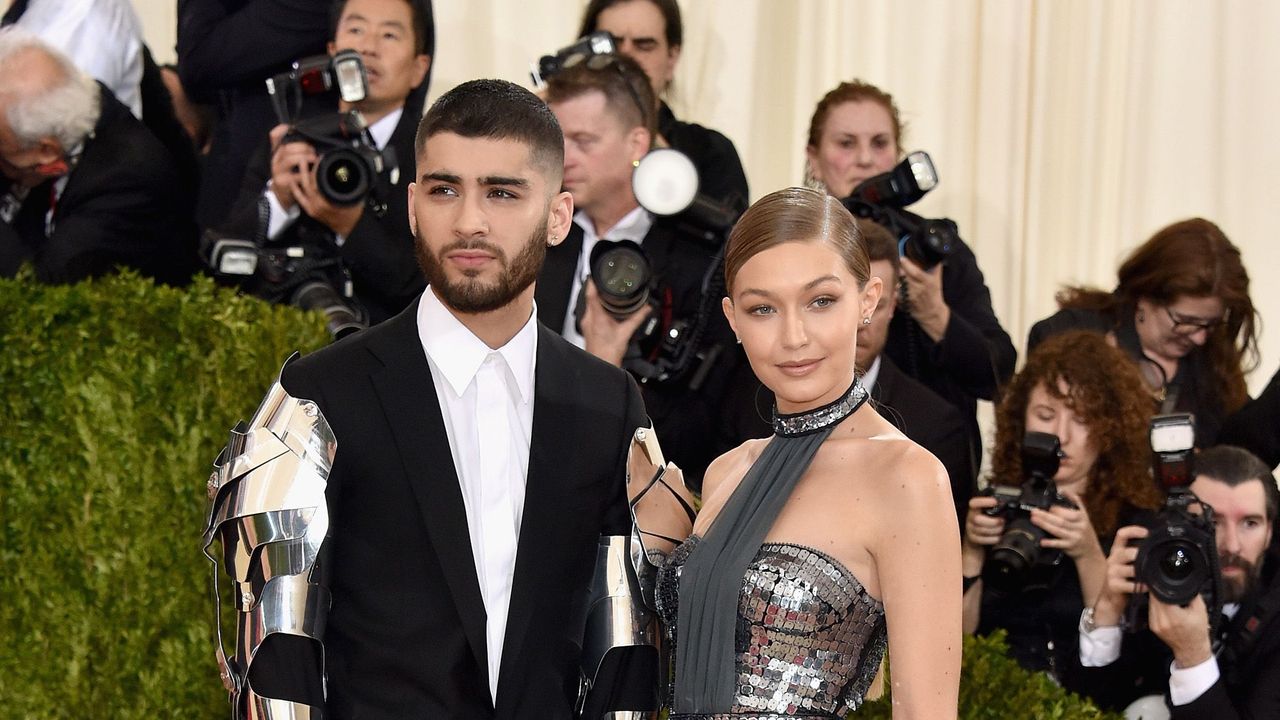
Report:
1134,414,1220,607
204,232,368,340
266,50,395,207
531,31,617,87
840,151,957,271
981,431,1077,592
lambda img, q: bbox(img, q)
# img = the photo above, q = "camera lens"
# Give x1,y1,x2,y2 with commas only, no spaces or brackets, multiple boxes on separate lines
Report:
985,524,1043,593
1160,546,1196,581
590,241,652,318
293,281,367,339
901,219,956,271
1137,530,1211,606
317,149,370,206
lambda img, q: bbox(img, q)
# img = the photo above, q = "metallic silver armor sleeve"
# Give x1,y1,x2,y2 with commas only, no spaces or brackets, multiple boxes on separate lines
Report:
577,426,696,720
202,365,336,720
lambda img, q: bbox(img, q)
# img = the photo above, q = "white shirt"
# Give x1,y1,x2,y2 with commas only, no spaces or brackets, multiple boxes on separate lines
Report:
416,286,537,704
265,107,404,241
1078,602,1237,705
858,355,883,396
17,0,144,117
561,206,654,348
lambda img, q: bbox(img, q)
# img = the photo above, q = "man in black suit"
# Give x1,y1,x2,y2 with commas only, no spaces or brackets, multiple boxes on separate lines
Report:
0,32,196,284
218,0,432,324
538,53,734,487
243,79,649,718
1078,445,1280,719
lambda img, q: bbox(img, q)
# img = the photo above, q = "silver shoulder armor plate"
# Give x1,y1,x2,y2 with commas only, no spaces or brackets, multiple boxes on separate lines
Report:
202,367,336,720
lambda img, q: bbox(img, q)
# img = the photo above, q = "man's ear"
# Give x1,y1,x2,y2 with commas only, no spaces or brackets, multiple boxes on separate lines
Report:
411,55,431,90
326,40,337,57
547,190,573,246
628,126,651,165
406,182,418,235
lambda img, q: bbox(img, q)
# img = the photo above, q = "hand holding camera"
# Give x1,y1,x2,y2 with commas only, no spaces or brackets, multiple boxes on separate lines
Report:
580,278,653,368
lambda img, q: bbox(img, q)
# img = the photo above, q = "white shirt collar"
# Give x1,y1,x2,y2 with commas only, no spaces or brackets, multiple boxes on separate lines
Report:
859,355,882,395
574,204,653,244
416,287,538,404
367,107,403,151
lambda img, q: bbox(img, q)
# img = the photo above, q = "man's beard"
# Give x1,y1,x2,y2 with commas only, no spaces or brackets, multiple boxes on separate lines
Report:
1219,551,1263,604
415,216,548,314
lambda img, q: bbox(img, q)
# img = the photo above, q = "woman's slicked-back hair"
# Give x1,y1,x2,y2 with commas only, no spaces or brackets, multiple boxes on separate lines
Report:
991,330,1162,536
724,187,868,296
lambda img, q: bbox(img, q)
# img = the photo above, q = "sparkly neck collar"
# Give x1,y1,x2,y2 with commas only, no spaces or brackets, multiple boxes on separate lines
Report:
772,379,869,437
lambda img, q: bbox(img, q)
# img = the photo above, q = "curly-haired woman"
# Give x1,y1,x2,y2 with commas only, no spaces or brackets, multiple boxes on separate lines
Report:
961,330,1162,691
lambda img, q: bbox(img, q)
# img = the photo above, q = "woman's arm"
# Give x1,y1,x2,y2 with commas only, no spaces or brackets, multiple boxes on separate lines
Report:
1032,490,1107,608
961,495,1002,634
870,446,962,719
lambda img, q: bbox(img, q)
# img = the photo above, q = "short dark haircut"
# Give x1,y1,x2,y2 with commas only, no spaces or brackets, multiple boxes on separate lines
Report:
414,79,564,183
1196,445,1279,522
578,0,683,49
544,53,656,135
858,218,899,280
329,0,435,55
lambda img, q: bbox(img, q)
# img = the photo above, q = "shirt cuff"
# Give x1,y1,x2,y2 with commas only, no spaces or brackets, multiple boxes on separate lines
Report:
1168,655,1220,706
1079,623,1123,667
264,182,300,240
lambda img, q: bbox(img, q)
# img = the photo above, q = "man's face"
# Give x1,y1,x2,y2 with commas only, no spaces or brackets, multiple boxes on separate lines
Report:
594,0,679,97
549,90,646,216
408,132,571,315
329,0,430,114
0,115,62,186
854,259,896,372
1191,475,1274,603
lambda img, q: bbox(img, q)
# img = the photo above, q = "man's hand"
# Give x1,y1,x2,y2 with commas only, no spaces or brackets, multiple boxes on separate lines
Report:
268,124,316,210
1150,592,1214,669
581,279,651,367
899,256,950,342
962,495,1003,577
293,159,365,237
1092,524,1149,626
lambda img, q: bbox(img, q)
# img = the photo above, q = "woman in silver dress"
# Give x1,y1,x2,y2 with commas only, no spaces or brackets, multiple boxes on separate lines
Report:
657,187,961,718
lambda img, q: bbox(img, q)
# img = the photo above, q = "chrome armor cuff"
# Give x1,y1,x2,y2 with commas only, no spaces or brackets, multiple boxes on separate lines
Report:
202,361,336,719
578,425,697,720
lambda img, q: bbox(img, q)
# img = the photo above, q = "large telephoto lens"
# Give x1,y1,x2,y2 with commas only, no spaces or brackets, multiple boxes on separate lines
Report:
293,281,367,339
1136,526,1212,606
590,240,652,319
317,149,371,206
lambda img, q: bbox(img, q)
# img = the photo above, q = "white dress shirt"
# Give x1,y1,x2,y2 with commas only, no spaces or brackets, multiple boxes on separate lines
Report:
1078,602,1237,705
858,355,883,396
416,286,537,703
265,107,404,241
16,0,144,117
561,206,654,348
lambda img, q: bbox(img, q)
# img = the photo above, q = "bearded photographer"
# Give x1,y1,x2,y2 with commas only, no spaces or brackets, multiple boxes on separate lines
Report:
961,331,1161,691
1078,445,1280,719
218,0,432,325
537,53,734,485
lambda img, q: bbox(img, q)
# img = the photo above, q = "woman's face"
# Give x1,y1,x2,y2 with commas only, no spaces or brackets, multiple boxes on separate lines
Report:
807,100,899,198
1135,294,1225,365
1023,380,1099,494
724,240,880,414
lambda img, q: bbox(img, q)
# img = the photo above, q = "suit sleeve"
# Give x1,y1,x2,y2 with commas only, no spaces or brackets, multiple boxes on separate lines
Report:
932,240,1017,400
177,0,331,97
1218,368,1280,469
1170,672,1280,720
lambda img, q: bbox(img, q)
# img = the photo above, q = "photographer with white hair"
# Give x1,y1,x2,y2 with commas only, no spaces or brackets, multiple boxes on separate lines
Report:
0,31,196,284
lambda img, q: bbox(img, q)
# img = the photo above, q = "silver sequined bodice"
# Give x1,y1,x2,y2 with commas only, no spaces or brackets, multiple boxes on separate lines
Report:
657,535,888,719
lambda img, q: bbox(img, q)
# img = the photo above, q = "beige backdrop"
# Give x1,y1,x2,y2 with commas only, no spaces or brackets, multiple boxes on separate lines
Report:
136,0,1280,397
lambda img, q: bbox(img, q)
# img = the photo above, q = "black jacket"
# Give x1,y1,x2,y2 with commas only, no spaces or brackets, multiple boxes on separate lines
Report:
657,102,749,216
1,85,197,285
1219,368,1280,469
256,295,647,718
536,217,734,485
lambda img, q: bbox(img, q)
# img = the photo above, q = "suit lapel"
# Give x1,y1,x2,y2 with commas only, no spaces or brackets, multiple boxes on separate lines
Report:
495,325,582,706
364,300,491,688
535,221,583,330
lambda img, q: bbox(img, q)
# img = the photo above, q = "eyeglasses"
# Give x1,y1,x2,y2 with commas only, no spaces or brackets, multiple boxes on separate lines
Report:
1164,306,1224,336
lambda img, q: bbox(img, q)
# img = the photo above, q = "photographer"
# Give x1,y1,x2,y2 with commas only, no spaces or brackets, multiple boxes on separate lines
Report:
962,331,1161,688
1079,445,1280,719
577,0,749,214
219,0,433,325
537,52,734,485
806,79,1016,465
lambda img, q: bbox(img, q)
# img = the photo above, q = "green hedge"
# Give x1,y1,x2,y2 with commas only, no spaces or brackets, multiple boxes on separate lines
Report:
0,272,329,719
0,273,1121,718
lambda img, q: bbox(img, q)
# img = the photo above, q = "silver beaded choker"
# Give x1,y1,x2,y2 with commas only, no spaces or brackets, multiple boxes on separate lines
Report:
772,380,869,437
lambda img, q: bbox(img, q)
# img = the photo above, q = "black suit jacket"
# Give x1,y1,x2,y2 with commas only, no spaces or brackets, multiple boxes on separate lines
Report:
1,84,197,285
267,296,646,718
1219,367,1280,469
535,218,734,485
223,88,428,323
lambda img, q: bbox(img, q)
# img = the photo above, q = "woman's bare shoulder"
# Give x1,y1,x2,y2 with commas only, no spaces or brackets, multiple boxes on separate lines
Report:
700,438,769,511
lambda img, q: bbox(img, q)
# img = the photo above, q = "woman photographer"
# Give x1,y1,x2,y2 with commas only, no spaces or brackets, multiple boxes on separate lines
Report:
1029,217,1258,448
805,79,1015,466
961,330,1162,690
